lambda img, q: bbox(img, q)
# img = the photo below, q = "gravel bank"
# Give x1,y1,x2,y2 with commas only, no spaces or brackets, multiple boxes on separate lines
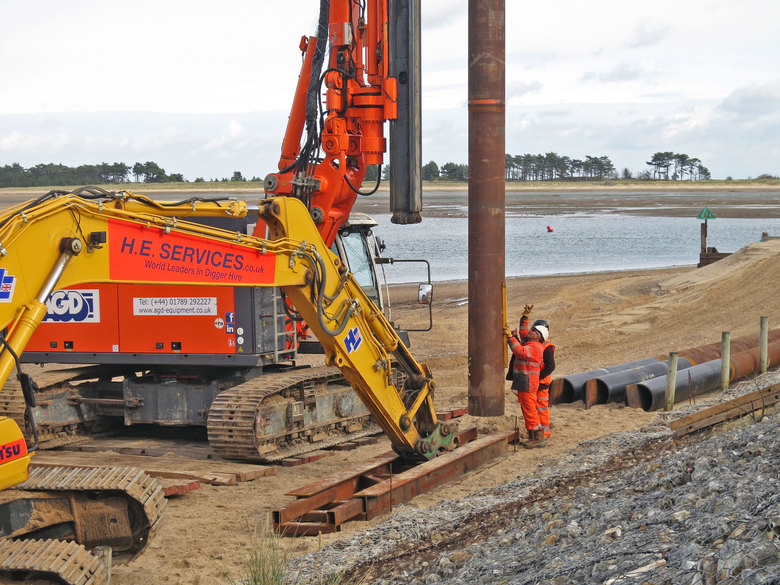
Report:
289,370,780,585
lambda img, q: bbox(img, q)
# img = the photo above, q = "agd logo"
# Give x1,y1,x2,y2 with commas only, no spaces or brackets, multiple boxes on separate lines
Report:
43,289,101,323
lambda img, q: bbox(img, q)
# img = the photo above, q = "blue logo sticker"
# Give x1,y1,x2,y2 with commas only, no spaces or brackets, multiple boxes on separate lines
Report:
0,269,16,302
43,289,101,323
344,326,363,354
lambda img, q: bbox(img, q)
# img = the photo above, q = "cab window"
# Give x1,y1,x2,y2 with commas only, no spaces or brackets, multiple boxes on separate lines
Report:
340,231,381,306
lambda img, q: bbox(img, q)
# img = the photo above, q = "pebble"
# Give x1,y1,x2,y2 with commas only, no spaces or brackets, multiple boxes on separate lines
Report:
286,371,780,585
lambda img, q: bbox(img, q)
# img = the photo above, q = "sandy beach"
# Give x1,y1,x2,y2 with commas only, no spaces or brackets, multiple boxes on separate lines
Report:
86,237,780,584
1,185,778,583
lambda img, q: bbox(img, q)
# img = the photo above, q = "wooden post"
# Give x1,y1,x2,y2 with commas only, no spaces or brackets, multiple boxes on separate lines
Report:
94,546,112,584
720,331,730,391
760,316,769,373
700,221,707,254
664,352,678,411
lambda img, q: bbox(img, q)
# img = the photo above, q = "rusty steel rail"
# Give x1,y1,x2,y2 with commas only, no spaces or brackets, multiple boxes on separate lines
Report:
273,427,519,536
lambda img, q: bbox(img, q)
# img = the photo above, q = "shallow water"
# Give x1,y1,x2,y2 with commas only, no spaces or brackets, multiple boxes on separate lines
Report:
372,212,780,283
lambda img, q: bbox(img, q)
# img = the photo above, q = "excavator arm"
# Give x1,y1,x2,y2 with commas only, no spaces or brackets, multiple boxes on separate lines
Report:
0,191,454,491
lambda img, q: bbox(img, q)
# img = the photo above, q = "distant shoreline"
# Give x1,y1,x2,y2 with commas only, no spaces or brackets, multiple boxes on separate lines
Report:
1,178,779,199
1,180,779,219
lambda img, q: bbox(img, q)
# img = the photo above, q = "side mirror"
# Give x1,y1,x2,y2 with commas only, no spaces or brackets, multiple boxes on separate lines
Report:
418,283,433,305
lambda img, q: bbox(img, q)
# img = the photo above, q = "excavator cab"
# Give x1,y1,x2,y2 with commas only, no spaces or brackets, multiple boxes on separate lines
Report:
331,214,384,311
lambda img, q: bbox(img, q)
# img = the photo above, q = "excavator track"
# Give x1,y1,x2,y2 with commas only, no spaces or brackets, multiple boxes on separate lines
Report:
0,466,166,584
0,539,106,585
207,366,376,461
20,466,167,554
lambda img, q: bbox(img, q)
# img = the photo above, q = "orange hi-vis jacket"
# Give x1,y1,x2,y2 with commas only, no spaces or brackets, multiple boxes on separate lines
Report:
518,315,555,388
507,336,544,394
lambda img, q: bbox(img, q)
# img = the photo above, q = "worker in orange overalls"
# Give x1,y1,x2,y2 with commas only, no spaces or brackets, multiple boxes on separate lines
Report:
509,307,556,439
530,318,555,438
504,307,547,448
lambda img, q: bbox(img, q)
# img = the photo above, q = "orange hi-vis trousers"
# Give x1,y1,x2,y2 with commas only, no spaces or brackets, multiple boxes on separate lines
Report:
517,388,542,432
538,383,550,437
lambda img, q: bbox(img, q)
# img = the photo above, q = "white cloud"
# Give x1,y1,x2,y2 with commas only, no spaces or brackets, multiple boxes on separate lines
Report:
719,81,780,117
1,0,779,180
625,23,672,49
580,63,652,84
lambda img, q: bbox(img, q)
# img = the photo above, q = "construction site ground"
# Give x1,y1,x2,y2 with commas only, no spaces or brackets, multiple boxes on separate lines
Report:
16,235,777,584
3,185,777,583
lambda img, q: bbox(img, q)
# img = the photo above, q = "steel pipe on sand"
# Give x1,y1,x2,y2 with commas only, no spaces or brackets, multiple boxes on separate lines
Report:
584,358,693,407
630,340,780,411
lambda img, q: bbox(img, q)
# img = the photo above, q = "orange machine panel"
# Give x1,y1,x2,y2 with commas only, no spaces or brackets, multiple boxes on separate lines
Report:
27,284,120,353
116,284,237,354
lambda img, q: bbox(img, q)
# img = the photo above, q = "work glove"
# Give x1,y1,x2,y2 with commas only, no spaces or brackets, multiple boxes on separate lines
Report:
523,304,534,317
503,325,512,339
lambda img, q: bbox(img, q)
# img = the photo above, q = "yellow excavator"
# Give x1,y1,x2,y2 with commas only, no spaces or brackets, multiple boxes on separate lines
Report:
0,191,453,582
0,0,437,581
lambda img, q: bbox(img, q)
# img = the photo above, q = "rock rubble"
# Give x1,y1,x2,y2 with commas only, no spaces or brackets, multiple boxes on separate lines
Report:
288,371,780,585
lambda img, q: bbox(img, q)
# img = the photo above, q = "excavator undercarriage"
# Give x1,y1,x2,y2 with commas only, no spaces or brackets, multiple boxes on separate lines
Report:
7,364,381,462
0,466,166,583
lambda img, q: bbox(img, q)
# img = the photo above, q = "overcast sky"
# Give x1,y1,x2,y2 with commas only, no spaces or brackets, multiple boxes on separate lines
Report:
2,0,779,181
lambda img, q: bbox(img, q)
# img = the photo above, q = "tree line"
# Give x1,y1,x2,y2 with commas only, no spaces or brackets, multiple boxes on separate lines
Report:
417,152,711,182
645,152,711,181
1,151,713,188
0,162,189,188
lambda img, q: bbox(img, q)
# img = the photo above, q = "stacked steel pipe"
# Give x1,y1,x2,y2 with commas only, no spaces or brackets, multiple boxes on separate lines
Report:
549,358,659,404
628,338,780,411
550,328,780,410
583,358,694,408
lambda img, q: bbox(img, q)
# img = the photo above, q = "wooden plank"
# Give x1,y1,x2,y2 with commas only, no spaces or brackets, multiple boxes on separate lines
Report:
668,384,780,431
670,384,780,436
59,439,220,461
29,461,239,486
234,467,275,481
162,480,200,497
280,450,333,467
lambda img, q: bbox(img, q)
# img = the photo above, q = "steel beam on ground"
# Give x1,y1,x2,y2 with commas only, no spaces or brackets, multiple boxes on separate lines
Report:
272,427,514,535
357,430,517,519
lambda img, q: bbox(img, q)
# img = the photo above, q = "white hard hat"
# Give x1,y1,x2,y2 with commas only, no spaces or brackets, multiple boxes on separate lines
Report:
532,324,549,342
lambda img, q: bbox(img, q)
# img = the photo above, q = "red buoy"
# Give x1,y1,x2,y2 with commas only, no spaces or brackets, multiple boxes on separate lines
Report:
546,225,553,232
